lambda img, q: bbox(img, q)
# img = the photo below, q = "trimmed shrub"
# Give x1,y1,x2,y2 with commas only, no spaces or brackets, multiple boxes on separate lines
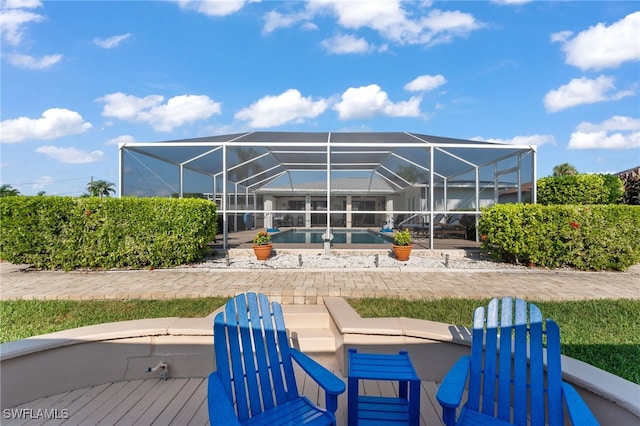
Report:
0,197,217,270
601,174,625,204
478,204,640,271
537,174,612,205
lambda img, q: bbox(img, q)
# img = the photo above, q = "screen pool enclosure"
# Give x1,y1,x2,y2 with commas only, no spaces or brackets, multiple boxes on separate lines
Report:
271,228,394,245
119,131,536,250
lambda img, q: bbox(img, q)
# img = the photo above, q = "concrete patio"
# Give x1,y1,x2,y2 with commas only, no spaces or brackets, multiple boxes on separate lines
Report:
1,260,638,303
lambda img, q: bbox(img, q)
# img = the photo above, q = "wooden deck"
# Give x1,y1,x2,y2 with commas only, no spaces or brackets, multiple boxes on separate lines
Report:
5,362,446,425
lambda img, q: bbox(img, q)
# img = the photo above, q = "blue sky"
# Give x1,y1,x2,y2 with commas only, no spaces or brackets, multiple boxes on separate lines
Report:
1,0,639,196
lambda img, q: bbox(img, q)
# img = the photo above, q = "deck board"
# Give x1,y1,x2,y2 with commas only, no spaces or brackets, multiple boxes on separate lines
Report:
421,381,445,426
132,378,191,425
97,380,156,425
66,381,130,425
86,380,147,425
5,374,445,425
164,379,207,426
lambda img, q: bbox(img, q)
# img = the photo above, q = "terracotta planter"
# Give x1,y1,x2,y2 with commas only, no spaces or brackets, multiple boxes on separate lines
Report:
252,244,272,261
392,244,412,261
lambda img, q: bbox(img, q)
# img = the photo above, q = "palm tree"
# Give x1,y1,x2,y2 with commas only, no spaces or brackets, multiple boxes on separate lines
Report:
87,179,116,197
552,163,578,176
0,184,20,197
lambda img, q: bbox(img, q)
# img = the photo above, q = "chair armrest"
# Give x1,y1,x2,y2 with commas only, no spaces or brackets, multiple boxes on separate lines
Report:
562,382,600,426
436,356,470,426
290,347,346,414
437,356,470,408
208,371,242,426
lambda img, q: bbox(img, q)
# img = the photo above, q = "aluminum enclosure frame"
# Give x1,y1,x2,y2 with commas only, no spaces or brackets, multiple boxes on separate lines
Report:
119,131,537,250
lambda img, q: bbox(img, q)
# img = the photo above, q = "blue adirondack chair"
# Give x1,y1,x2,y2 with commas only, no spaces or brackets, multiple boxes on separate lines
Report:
207,292,346,426
436,297,599,426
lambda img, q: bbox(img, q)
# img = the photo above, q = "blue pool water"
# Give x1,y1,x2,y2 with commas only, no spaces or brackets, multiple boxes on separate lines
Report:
270,229,393,244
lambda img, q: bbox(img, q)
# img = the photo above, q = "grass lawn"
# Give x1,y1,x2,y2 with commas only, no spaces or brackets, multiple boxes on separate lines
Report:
0,298,228,343
1,297,638,384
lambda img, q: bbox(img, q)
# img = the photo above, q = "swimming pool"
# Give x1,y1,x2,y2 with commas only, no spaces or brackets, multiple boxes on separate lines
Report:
270,228,393,245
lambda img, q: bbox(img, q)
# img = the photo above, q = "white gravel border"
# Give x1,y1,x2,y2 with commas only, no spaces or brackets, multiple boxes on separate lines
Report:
189,252,529,271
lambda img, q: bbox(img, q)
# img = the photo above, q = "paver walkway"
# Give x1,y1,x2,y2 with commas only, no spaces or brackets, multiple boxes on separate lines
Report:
1,262,638,303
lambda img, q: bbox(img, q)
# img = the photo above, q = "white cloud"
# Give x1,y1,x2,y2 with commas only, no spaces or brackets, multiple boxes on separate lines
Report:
5,0,43,7
5,53,62,69
0,0,44,45
578,115,640,133
475,134,556,147
272,0,482,48
550,30,572,43
301,21,318,31
333,84,422,120
106,134,136,146
97,93,222,132
94,33,132,49
0,108,92,143
543,75,633,113
569,116,640,149
1,1,64,71
422,9,479,34
263,10,311,34
404,74,446,92
321,33,371,54
98,93,163,120
173,0,254,17
35,146,105,164
235,89,327,127
555,11,640,71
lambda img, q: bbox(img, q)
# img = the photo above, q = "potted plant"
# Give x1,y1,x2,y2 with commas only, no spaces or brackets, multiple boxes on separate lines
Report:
392,228,412,261
252,230,272,260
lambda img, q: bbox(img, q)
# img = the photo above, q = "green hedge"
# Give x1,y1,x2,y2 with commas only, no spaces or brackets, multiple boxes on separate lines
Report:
537,174,622,205
0,197,217,270
478,204,640,271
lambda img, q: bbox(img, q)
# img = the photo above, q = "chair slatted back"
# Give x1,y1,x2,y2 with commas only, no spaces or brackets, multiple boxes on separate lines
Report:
468,297,566,426
214,293,300,422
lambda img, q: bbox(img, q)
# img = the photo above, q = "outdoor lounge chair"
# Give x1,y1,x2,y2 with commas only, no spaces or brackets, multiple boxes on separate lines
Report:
436,297,599,426
434,214,467,239
207,292,346,426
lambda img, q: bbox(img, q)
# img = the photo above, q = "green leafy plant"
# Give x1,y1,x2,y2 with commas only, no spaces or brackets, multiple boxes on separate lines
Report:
537,174,612,205
478,204,640,271
393,229,412,246
0,196,218,270
253,230,271,245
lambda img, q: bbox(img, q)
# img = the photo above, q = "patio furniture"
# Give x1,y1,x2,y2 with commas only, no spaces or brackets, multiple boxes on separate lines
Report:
434,214,467,239
436,297,599,426
284,215,294,226
348,349,420,426
207,292,346,426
